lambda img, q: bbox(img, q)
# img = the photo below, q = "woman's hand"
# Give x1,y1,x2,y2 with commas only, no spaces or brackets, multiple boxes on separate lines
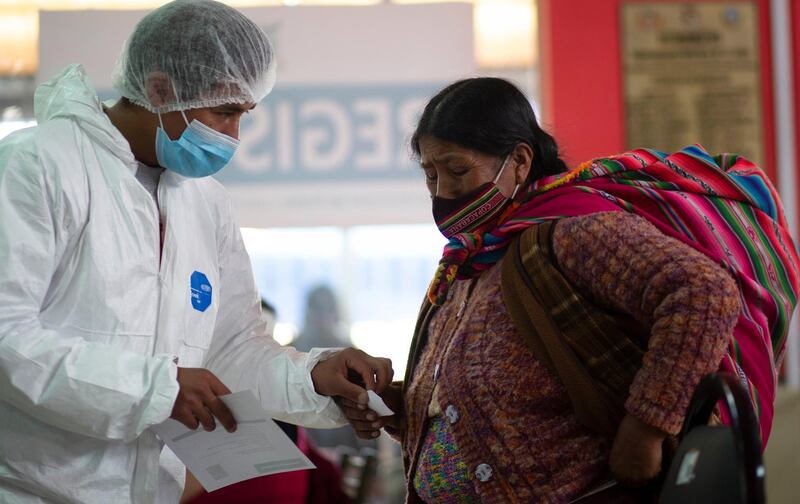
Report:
336,384,404,439
609,413,667,486
310,348,393,405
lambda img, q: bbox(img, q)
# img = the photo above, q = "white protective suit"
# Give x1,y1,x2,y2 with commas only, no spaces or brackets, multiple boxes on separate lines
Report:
0,64,345,504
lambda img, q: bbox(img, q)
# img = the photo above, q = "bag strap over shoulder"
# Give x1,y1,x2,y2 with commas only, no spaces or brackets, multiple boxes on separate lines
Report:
500,221,644,439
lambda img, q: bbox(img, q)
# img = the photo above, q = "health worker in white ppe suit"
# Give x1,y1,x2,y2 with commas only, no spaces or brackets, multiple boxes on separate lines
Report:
0,1,392,503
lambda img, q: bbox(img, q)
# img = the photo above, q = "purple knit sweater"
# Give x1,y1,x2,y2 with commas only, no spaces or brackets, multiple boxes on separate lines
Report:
401,212,740,503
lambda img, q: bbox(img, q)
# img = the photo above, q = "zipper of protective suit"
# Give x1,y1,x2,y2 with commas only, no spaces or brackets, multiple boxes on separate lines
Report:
127,169,173,502
155,172,174,365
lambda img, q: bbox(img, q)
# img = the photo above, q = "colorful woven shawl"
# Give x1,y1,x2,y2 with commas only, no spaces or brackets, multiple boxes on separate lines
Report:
426,145,799,442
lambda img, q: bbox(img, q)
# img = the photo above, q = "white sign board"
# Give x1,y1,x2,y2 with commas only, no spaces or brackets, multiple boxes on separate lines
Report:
39,4,475,227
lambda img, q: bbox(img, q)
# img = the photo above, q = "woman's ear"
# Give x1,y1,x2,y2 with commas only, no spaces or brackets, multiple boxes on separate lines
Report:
144,71,175,109
511,143,533,185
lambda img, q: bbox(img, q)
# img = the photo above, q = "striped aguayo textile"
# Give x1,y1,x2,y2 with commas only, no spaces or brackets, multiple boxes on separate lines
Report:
428,144,799,443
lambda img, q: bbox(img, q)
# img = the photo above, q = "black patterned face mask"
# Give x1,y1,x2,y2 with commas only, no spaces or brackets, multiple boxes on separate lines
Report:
431,154,518,239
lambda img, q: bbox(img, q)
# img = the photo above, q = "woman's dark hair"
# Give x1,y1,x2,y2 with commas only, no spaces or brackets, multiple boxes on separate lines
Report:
410,78,567,182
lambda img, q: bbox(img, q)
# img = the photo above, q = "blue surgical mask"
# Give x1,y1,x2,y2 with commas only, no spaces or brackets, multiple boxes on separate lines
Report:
155,110,239,178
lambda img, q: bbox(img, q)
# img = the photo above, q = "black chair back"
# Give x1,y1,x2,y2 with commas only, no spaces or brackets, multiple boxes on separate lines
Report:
660,372,765,504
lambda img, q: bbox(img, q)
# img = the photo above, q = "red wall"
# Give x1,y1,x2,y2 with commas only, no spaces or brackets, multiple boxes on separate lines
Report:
539,0,776,181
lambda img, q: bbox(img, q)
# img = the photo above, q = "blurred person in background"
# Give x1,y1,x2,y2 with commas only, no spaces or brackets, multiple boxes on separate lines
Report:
0,1,392,502
338,77,799,502
292,285,352,353
293,285,378,453
293,286,395,504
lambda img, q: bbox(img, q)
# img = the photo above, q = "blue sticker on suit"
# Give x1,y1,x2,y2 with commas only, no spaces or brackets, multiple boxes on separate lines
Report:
190,271,212,312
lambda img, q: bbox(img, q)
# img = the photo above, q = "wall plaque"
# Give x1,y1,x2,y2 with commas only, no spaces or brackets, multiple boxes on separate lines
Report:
622,3,763,165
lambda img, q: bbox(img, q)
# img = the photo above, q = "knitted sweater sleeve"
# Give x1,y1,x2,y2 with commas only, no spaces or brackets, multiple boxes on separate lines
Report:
551,211,740,434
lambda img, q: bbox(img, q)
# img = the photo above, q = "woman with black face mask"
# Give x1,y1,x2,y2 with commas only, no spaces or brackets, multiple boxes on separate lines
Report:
336,77,799,503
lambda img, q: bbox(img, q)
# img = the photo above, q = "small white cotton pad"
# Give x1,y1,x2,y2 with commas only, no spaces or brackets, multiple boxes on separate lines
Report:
367,390,395,417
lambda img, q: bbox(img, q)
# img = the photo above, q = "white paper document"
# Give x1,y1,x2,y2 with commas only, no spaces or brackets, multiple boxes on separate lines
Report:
367,390,395,417
151,390,315,492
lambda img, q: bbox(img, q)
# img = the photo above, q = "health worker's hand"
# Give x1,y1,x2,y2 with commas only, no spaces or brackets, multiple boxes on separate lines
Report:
170,367,237,432
336,383,403,439
310,348,393,406
609,413,667,486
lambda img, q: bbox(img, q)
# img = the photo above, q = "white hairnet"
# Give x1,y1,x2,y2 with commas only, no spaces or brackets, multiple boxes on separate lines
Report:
112,0,276,113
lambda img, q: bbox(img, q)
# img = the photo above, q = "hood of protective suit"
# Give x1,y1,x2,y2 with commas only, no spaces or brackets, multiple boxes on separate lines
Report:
34,64,135,167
